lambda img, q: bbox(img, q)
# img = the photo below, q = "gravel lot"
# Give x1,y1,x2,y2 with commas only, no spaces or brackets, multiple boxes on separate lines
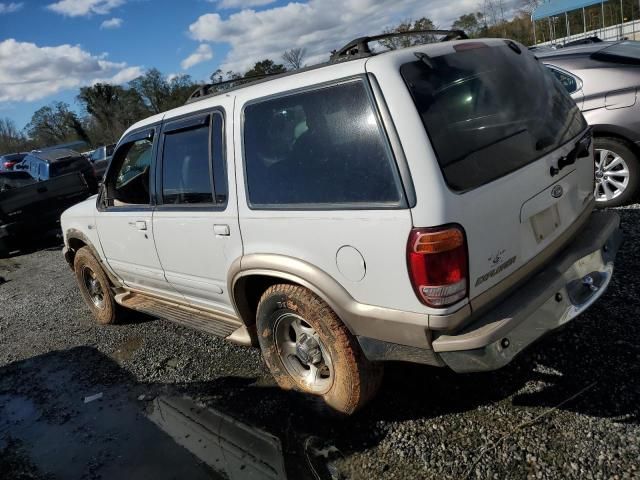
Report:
0,207,639,479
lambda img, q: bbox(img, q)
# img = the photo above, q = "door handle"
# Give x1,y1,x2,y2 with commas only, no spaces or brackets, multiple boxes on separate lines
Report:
213,224,230,236
128,220,147,231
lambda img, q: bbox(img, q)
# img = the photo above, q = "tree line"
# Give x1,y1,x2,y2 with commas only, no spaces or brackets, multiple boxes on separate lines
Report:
0,48,306,154
1,4,540,155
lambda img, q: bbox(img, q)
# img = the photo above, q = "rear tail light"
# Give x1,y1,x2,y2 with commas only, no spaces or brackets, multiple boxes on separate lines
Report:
3,162,14,169
407,225,468,307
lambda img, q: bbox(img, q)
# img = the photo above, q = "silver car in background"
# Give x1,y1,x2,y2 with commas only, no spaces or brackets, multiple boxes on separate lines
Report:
539,41,640,207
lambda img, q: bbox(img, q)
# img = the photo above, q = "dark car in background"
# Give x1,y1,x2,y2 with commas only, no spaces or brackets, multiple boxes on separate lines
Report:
0,153,27,171
0,149,98,257
539,41,640,207
16,148,99,192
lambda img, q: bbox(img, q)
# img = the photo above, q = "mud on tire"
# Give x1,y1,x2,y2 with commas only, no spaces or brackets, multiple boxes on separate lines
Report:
256,284,383,414
73,247,119,325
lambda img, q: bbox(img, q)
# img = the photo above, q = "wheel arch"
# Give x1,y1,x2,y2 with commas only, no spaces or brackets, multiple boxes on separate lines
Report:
229,254,357,335
64,229,122,287
591,125,640,158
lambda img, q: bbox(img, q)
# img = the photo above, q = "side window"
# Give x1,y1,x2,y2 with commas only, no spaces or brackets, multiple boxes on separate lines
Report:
162,117,211,204
108,136,154,205
547,66,579,94
243,79,402,207
161,112,227,206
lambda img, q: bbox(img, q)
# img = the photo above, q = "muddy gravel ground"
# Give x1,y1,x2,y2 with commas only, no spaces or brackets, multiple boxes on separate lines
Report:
1,209,639,480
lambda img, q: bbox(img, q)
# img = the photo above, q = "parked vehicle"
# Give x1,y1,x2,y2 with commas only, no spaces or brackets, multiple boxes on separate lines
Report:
0,153,27,171
539,40,640,207
0,149,98,257
62,33,621,414
16,149,99,192
89,144,116,178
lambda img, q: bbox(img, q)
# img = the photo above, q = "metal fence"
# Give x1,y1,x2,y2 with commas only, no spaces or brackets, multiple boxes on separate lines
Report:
537,17,640,45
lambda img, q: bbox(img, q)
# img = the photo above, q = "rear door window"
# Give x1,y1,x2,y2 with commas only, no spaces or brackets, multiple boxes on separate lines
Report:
161,114,218,205
401,42,587,191
243,79,403,208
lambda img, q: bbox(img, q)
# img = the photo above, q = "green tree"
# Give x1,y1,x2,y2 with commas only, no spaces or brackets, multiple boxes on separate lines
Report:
26,102,89,147
77,83,147,145
379,17,438,50
452,13,485,37
129,69,197,114
244,59,286,78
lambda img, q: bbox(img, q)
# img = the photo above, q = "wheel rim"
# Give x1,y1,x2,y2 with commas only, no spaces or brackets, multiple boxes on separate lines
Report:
82,266,105,309
594,148,630,203
273,313,334,394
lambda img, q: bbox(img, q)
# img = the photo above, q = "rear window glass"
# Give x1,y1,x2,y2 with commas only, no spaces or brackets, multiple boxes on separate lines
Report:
243,79,403,208
50,157,89,177
401,43,587,191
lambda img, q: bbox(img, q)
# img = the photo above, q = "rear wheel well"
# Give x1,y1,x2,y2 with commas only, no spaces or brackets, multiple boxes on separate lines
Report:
233,275,294,327
592,131,640,158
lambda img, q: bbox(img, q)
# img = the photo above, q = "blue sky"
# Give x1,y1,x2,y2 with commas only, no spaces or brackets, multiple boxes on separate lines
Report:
0,0,479,130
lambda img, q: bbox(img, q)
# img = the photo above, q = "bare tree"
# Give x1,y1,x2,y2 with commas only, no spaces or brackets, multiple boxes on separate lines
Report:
282,48,306,70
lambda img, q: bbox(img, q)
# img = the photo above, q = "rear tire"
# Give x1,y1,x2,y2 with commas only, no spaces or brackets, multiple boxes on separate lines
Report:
256,284,383,414
74,247,118,325
594,137,639,208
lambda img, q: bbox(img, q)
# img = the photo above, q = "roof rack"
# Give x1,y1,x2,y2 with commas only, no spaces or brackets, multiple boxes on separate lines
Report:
185,29,468,105
186,72,284,104
329,29,468,63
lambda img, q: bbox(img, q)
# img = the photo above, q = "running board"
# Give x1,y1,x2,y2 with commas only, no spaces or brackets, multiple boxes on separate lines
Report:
115,292,244,340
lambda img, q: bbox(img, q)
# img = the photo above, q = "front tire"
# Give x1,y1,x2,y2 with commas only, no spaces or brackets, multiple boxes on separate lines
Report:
74,247,118,325
256,284,383,414
594,137,639,208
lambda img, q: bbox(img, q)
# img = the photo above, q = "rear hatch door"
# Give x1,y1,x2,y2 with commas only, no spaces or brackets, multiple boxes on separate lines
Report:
399,40,594,302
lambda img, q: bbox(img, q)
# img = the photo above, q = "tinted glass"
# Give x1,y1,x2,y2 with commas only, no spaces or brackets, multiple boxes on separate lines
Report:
113,138,153,205
162,123,213,204
211,114,227,205
547,66,579,93
593,41,640,64
401,43,587,191
49,157,88,177
244,80,402,207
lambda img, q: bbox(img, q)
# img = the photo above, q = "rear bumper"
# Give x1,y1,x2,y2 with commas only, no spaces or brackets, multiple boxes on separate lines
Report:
432,210,622,373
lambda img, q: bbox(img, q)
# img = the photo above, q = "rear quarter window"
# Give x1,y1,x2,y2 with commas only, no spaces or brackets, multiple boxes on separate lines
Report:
243,79,404,208
401,42,587,191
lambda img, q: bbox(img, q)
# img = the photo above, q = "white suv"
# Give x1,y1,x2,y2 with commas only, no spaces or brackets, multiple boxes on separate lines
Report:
61,35,622,414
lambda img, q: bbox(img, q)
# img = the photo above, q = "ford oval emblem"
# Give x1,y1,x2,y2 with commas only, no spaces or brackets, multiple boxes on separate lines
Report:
551,185,564,198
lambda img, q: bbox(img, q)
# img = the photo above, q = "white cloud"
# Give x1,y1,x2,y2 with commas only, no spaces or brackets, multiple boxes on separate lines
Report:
188,0,478,73
47,0,124,17
0,2,23,13
100,17,122,29
216,0,276,9
0,39,143,102
181,44,213,70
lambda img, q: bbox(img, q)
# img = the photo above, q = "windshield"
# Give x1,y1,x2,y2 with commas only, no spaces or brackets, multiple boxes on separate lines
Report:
401,42,587,191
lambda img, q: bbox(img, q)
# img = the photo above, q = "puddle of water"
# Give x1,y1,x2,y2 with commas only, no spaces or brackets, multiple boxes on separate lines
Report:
111,336,143,363
148,396,287,479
